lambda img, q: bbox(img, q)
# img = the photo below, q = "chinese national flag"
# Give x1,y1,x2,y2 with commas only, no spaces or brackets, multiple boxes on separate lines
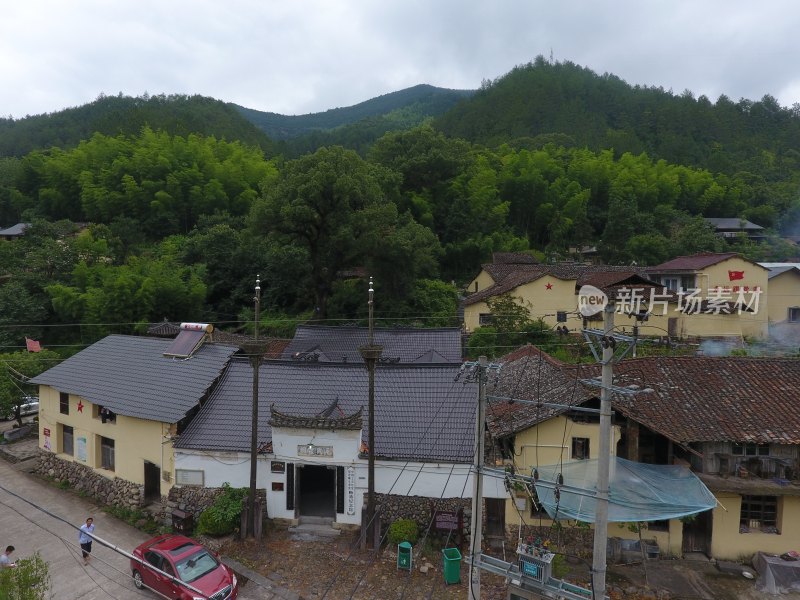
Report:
25,337,41,352
728,270,745,281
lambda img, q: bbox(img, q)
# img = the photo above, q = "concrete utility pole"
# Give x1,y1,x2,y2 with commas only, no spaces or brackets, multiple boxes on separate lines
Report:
468,355,488,600
591,301,615,599
359,277,382,548
246,276,262,538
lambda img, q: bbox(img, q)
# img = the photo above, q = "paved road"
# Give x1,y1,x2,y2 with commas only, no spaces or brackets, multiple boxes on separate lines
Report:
0,450,278,599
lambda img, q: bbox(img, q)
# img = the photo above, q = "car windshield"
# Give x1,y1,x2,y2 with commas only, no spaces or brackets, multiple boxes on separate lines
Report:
174,549,219,583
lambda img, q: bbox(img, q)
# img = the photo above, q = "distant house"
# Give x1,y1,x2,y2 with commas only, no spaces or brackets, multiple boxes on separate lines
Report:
645,252,769,339
759,263,800,328
489,346,800,560
0,223,29,240
704,218,766,242
30,327,237,506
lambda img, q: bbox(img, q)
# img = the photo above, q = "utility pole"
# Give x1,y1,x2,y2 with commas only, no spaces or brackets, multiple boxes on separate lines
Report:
591,301,614,599
245,276,262,538
468,355,488,600
359,277,382,548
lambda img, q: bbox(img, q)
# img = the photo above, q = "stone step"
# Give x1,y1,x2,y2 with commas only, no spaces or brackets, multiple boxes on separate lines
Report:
298,515,334,526
288,523,341,538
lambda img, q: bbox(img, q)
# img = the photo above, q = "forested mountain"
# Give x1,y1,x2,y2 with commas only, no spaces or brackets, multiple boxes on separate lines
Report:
435,57,800,183
2,58,800,382
0,94,276,158
233,84,474,140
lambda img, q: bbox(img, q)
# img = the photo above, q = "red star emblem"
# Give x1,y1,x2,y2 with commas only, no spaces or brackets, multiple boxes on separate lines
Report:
77,401,84,413
545,282,553,290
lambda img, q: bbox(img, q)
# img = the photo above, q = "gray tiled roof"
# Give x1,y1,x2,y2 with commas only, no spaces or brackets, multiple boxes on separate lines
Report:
176,359,477,462
30,335,238,423
281,325,463,363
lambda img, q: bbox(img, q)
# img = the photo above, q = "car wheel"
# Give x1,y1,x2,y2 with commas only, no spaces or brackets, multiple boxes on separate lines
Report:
133,569,144,589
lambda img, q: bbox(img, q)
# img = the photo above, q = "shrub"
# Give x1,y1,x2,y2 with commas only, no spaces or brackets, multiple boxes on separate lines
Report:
0,551,51,599
195,483,248,536
388,518,419,545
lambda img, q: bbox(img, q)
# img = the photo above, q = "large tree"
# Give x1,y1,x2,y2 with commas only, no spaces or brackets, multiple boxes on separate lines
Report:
249,146,394,319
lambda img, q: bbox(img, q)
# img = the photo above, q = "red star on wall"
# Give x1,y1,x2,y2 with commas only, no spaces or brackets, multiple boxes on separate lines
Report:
77,401,84,413
545,282,553,290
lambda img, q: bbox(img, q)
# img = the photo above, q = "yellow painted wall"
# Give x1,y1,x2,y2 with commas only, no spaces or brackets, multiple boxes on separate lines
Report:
767,270,800,324
710,493,800,560
466,269,497,294
463,276,579,333
37,385,174,496
504,416,621,527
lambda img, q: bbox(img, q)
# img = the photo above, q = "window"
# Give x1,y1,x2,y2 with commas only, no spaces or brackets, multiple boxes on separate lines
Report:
100,436,115,471
661,277,680,291
479,313,494,326
572,437,590,460
789,307,800,322
95,405,116,424
59,392,69,415
732,443,769,456
740,495,778,532
62,424,74,456
647,519,669,532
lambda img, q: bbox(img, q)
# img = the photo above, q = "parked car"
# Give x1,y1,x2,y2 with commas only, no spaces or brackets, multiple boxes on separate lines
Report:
2,396,38,420
131,534,238,600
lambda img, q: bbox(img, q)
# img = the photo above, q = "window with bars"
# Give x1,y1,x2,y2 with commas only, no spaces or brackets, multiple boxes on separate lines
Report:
62,424,73,456
100,436,115,471
740,495,778,532
59,392,69,415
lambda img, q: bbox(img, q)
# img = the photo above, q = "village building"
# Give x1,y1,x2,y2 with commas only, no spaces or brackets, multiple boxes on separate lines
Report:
30,326,237,505
463,252,770,341
488,345,800,561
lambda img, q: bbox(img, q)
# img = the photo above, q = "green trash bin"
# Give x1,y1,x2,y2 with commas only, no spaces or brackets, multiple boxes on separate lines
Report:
397,541,412,570
442,547,462,584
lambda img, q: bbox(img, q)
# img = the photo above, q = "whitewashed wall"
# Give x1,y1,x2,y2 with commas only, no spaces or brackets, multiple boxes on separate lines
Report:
174,426,507,526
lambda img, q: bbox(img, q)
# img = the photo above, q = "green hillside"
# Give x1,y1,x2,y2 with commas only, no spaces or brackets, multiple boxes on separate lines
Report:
234,84,474,141
435,57,800,181
0,94,276,158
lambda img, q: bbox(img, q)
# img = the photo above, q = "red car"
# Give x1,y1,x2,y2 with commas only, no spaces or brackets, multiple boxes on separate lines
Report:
131,534,238,600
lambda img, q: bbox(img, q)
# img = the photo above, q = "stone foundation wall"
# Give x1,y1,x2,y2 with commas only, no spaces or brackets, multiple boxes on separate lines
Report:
375,493,472,539
35,451,144,508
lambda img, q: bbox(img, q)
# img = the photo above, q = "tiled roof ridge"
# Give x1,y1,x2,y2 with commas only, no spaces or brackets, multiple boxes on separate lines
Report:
499,344,567,368
269,403,364,431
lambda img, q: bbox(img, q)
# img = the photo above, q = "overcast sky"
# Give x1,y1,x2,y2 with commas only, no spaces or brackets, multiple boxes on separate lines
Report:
3,1,800,120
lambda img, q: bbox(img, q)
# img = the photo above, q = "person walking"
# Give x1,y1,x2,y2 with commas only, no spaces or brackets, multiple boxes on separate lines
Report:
78,517,95,566
0,545,15,567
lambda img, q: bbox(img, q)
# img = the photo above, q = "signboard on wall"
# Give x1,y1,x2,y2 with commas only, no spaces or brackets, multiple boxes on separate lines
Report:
76,437,87,462
346,466,356,515
175,469,204,486
271,461,285,473
298,445,333,457
432,508,463,532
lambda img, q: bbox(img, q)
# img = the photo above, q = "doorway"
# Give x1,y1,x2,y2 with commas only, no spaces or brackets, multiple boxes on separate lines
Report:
298,464,336,518
143,461,161,504
682,509,712,556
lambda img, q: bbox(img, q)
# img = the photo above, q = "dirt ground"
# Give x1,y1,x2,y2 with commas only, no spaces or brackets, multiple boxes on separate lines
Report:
221,527,511,600
220,526,800,600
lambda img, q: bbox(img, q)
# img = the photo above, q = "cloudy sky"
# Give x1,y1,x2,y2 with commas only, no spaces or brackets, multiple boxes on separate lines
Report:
2,1,800,119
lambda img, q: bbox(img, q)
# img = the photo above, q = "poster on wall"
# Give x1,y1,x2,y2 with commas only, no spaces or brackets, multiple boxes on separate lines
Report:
76,437,87,462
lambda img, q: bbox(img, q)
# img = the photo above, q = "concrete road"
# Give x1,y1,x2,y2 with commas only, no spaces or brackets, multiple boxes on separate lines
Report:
0,456,278,599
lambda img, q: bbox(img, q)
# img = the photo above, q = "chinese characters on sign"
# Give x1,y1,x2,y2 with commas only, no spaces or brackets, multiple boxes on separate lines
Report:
298,444,334,457
607,286,762,316
346,466,356,515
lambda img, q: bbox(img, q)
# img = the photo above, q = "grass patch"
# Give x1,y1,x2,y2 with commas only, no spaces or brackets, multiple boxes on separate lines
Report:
104,505,166,535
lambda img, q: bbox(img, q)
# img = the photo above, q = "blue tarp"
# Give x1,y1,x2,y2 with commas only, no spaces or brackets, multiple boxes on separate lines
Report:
533,457,717,522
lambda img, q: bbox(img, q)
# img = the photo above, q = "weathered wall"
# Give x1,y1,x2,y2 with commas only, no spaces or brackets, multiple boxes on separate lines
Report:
36,450,145,508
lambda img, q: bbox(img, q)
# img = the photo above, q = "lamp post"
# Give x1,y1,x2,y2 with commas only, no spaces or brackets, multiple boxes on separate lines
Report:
359,277,382,548
244,276,263,538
